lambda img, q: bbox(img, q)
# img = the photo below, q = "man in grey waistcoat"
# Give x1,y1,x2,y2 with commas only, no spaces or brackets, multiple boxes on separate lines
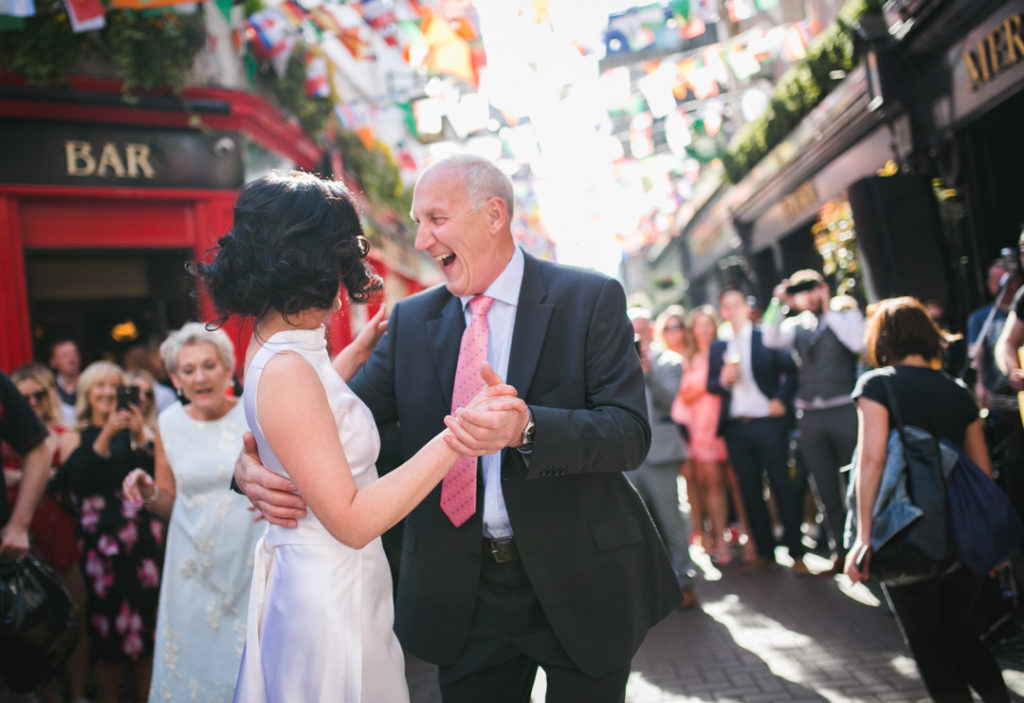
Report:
629,308,697,609
761,270,864,574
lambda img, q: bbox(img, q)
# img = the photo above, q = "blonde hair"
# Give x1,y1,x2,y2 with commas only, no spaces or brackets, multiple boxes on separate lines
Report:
10,362,62,427
75,361,124,430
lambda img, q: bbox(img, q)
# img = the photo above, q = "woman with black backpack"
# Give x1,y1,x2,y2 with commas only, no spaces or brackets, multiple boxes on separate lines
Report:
845,296,1009,703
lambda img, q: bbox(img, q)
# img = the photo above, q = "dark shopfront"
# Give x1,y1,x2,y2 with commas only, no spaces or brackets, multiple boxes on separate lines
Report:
927,0,1024,295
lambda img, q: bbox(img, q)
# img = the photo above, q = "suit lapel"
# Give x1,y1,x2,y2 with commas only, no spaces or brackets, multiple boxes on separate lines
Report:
425,294,464,410
507,254,554,400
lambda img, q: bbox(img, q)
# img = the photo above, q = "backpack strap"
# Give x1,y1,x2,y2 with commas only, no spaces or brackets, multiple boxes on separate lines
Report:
880,373,909,449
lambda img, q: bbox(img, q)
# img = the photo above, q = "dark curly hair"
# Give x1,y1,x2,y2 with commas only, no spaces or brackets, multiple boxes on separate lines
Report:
194,171,382,327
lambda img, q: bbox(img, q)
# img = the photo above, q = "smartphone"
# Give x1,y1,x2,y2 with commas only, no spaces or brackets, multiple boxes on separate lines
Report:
116,384,140,411
854,544,869,571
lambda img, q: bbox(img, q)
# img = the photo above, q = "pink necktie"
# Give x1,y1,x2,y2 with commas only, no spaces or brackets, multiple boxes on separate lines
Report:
441,295,494,527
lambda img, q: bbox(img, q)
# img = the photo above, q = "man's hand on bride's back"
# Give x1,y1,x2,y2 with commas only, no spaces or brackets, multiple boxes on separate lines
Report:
235,431,308,527
443,363,527,456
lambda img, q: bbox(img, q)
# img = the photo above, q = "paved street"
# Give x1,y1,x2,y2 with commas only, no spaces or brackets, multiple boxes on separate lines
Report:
407,549,1024,702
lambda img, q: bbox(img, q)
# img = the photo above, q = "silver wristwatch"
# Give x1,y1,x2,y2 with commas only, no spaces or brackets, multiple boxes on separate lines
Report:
518,408,535,448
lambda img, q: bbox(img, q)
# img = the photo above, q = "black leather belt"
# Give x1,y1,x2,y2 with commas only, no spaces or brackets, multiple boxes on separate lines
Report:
482,536,519,563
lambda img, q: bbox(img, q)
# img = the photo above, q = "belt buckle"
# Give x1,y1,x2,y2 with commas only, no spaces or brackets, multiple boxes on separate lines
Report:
488,537,519,563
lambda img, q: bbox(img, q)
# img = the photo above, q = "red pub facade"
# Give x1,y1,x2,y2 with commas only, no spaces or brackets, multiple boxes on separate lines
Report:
0,75,431,372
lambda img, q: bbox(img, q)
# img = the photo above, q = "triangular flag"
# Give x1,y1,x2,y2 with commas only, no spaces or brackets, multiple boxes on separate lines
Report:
420,8,477,87
782,23,807,61
0,0,34,17
359,0,399,46
63,0,104,32
305,51,330,98
728,0,754,22
277,1,308,28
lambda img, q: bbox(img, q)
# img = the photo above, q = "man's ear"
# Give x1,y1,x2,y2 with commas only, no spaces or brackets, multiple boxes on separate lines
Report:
486,196,508,234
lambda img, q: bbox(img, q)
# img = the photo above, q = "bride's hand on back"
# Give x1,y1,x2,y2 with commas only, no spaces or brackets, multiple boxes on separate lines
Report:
443,363,527,456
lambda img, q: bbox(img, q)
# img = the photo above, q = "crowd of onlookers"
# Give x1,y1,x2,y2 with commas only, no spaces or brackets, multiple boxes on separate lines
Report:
2,242,1024,702
625,240,1024,702
1,325,261,703
630,250,1024,583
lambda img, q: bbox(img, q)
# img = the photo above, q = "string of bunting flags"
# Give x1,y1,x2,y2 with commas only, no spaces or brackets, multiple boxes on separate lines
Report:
0,0,487,99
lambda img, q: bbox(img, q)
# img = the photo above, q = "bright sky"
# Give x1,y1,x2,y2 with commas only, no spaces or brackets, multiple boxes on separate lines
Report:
476,0,647,279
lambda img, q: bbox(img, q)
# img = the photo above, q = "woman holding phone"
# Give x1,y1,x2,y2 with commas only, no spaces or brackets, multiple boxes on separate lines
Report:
122,322,266,702
52,361,165,703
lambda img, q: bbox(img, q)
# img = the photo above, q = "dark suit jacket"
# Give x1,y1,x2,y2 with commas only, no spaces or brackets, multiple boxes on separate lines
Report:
707,328,797,436
349,251,679,676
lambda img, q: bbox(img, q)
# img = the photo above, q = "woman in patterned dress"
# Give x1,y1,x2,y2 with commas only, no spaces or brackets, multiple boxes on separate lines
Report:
53,361,165,703
123,323,263,702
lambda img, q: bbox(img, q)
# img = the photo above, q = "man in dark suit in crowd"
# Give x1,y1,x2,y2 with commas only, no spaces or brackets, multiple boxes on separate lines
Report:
708,287,804,574
236,154,679,702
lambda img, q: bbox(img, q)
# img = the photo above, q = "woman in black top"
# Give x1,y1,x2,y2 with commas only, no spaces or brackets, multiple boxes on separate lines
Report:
844,297,1009,703
53,361,165,703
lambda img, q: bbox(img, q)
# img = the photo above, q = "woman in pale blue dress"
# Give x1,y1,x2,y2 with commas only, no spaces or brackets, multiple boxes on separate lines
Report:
193,171,523,702
123,323,263,702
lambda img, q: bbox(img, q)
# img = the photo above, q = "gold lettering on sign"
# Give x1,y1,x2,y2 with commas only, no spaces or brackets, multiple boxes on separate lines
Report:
1007,16,1024,62
65,141,96,176
64,140,157,178
780,181,819,221
964,13,1024,91
96,143,126,177
124,144,155,178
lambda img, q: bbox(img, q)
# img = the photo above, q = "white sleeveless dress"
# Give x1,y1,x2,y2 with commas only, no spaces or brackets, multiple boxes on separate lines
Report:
151,400,262,702
233,326,409,703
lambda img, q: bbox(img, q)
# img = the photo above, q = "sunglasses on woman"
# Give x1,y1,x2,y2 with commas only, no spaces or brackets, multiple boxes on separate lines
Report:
21,390,47,404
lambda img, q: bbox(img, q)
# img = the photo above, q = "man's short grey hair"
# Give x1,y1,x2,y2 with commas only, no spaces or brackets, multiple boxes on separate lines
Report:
160,322,236,376
428,154,515,219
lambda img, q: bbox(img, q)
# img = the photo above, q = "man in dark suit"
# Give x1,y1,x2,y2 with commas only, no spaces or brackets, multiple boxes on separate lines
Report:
236,154,679,701
707,287,805,574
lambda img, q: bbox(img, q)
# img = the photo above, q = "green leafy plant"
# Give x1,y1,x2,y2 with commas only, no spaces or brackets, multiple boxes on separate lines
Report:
0,0,77,85
264,49,334,136
102,7,206,96
0,0,204,97
722,0,884,184
334,129,412,225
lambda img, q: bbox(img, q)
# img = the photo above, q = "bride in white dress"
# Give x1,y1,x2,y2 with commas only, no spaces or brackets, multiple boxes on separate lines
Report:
193,172,523,702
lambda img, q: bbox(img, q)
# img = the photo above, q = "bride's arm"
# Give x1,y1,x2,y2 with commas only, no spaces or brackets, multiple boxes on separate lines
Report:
258,351,521,549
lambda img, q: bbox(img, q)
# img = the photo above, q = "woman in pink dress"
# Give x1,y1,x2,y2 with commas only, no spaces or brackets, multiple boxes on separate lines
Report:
671,306,755,565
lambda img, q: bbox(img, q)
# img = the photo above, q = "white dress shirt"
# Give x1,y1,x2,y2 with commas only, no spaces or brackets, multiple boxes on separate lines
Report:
761,308,865,355
727,321,772,419
458,246,524,539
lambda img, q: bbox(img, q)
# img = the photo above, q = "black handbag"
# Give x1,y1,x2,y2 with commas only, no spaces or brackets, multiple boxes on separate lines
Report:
0,554,79,692
868,377,952,586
